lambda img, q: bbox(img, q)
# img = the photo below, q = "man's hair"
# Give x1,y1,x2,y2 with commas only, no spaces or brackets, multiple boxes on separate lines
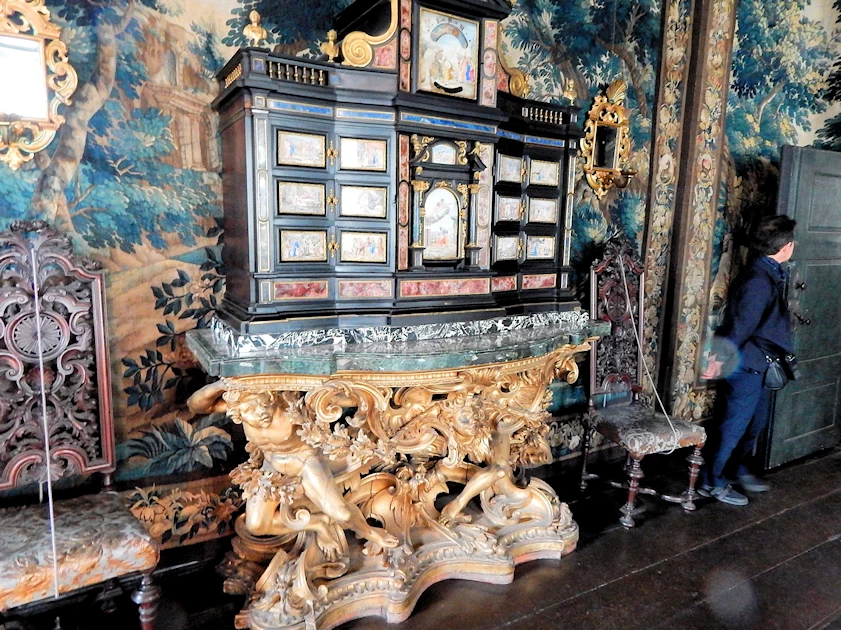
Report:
752,215,796,256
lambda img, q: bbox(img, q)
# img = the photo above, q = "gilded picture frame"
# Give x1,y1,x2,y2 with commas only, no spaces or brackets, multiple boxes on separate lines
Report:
340,185,388,218
279,230,328,262
0,0,78,170
416,7,479,100
277,131,326,168
340,137,387,171
525,235,556,260
528,159,560,187
277,181,326,216
339,231,388,263
527,198,559,224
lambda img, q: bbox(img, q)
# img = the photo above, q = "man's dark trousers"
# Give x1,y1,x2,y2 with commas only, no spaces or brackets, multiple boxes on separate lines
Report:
705,367,772,488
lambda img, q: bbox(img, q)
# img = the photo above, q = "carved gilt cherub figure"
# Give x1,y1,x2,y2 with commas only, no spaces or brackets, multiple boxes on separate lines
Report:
188,381,398,559
437,397,533,525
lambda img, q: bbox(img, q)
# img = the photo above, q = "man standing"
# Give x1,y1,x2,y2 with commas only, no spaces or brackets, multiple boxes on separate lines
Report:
701,215,797,505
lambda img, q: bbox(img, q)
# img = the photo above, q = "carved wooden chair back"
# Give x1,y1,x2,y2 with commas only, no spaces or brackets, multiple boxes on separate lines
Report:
0,221,114,491
588,237,645,408
0,221,160,629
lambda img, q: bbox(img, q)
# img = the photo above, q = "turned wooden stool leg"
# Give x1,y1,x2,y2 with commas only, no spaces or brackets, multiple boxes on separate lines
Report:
131,569,161,630
683,446,704,512
580,416,594,490
619,454,644,528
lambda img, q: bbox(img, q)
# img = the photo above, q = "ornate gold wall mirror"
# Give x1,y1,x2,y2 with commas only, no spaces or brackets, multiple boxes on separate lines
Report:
0,0,77,170
581,79,635,198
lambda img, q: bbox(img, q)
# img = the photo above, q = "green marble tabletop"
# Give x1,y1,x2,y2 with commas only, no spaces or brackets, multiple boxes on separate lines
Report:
187,318,611,378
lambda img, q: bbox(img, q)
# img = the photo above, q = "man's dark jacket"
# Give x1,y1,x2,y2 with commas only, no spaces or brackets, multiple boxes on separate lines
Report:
714,256,794,373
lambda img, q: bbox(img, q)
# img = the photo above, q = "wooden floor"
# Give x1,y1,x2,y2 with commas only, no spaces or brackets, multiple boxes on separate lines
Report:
7,446,841,630
339,446,841,630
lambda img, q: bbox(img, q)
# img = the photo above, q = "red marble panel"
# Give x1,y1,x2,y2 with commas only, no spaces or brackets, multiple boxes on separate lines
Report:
373,40,397,69
398,226,409,270
497,67,509,93
400,60,410,91
399,135,410,182
401,0,411,28
483,50,497,78
521,274,557,290
400,278,490,298
273,280,329,300
400,29,411,61
485,20,498,49
399,181,410,225
338,280,394,299
492,276,516,292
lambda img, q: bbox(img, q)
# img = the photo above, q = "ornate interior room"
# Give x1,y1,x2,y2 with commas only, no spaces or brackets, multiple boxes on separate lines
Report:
0,0,840,628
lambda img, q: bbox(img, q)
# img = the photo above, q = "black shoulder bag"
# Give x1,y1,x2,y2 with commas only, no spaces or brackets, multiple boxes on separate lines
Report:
763,355,788,391
763,274,800,391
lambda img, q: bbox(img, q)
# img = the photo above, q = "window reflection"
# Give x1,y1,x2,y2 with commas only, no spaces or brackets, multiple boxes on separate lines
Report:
0,34,49,120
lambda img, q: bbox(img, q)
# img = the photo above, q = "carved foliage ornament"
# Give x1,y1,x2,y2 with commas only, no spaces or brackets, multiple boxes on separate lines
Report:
0,0,78,170
580,79,634,199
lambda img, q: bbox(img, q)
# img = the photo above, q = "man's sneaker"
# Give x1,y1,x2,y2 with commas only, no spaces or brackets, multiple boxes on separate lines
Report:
708,484,749,506
697,483,714,498
738,473,771,493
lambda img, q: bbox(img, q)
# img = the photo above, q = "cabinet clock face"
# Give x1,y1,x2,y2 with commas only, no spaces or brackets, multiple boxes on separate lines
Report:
417,8,479,100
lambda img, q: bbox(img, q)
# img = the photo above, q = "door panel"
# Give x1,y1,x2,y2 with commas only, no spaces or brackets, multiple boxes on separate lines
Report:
766,146,841,469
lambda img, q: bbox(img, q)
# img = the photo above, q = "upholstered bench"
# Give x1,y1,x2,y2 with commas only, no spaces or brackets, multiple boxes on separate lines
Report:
0,493,159,618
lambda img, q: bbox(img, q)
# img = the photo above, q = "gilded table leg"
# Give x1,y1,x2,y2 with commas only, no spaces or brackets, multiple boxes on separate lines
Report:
188,341,591,630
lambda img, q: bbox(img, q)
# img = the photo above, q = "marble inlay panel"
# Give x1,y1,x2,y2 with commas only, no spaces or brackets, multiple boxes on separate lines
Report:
522,273,556,290
209,310,590,354
399,277,490,298
194,311,603,377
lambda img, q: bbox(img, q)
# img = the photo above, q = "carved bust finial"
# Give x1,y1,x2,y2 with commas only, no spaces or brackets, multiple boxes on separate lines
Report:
243,10,267,47
562,78,577,104
320,29,339,63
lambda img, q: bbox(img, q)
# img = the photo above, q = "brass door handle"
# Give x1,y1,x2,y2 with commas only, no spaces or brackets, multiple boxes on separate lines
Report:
795,281,807,290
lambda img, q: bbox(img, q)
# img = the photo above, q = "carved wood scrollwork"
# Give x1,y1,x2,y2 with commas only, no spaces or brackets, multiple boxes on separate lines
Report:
0,221,112,490
590,238,645,393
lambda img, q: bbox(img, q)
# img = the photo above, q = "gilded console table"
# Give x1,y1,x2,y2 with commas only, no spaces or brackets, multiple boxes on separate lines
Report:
187,312,607,630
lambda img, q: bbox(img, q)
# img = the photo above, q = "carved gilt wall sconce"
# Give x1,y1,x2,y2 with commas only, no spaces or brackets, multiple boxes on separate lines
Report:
580,79,635,199
0,0,78,170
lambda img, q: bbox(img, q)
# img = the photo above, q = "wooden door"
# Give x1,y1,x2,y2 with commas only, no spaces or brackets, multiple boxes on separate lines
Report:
765,145,841,468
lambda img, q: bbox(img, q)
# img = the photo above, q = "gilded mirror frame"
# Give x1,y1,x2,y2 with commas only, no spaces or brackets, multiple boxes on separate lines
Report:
580,79,633,198
0,0,77,170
